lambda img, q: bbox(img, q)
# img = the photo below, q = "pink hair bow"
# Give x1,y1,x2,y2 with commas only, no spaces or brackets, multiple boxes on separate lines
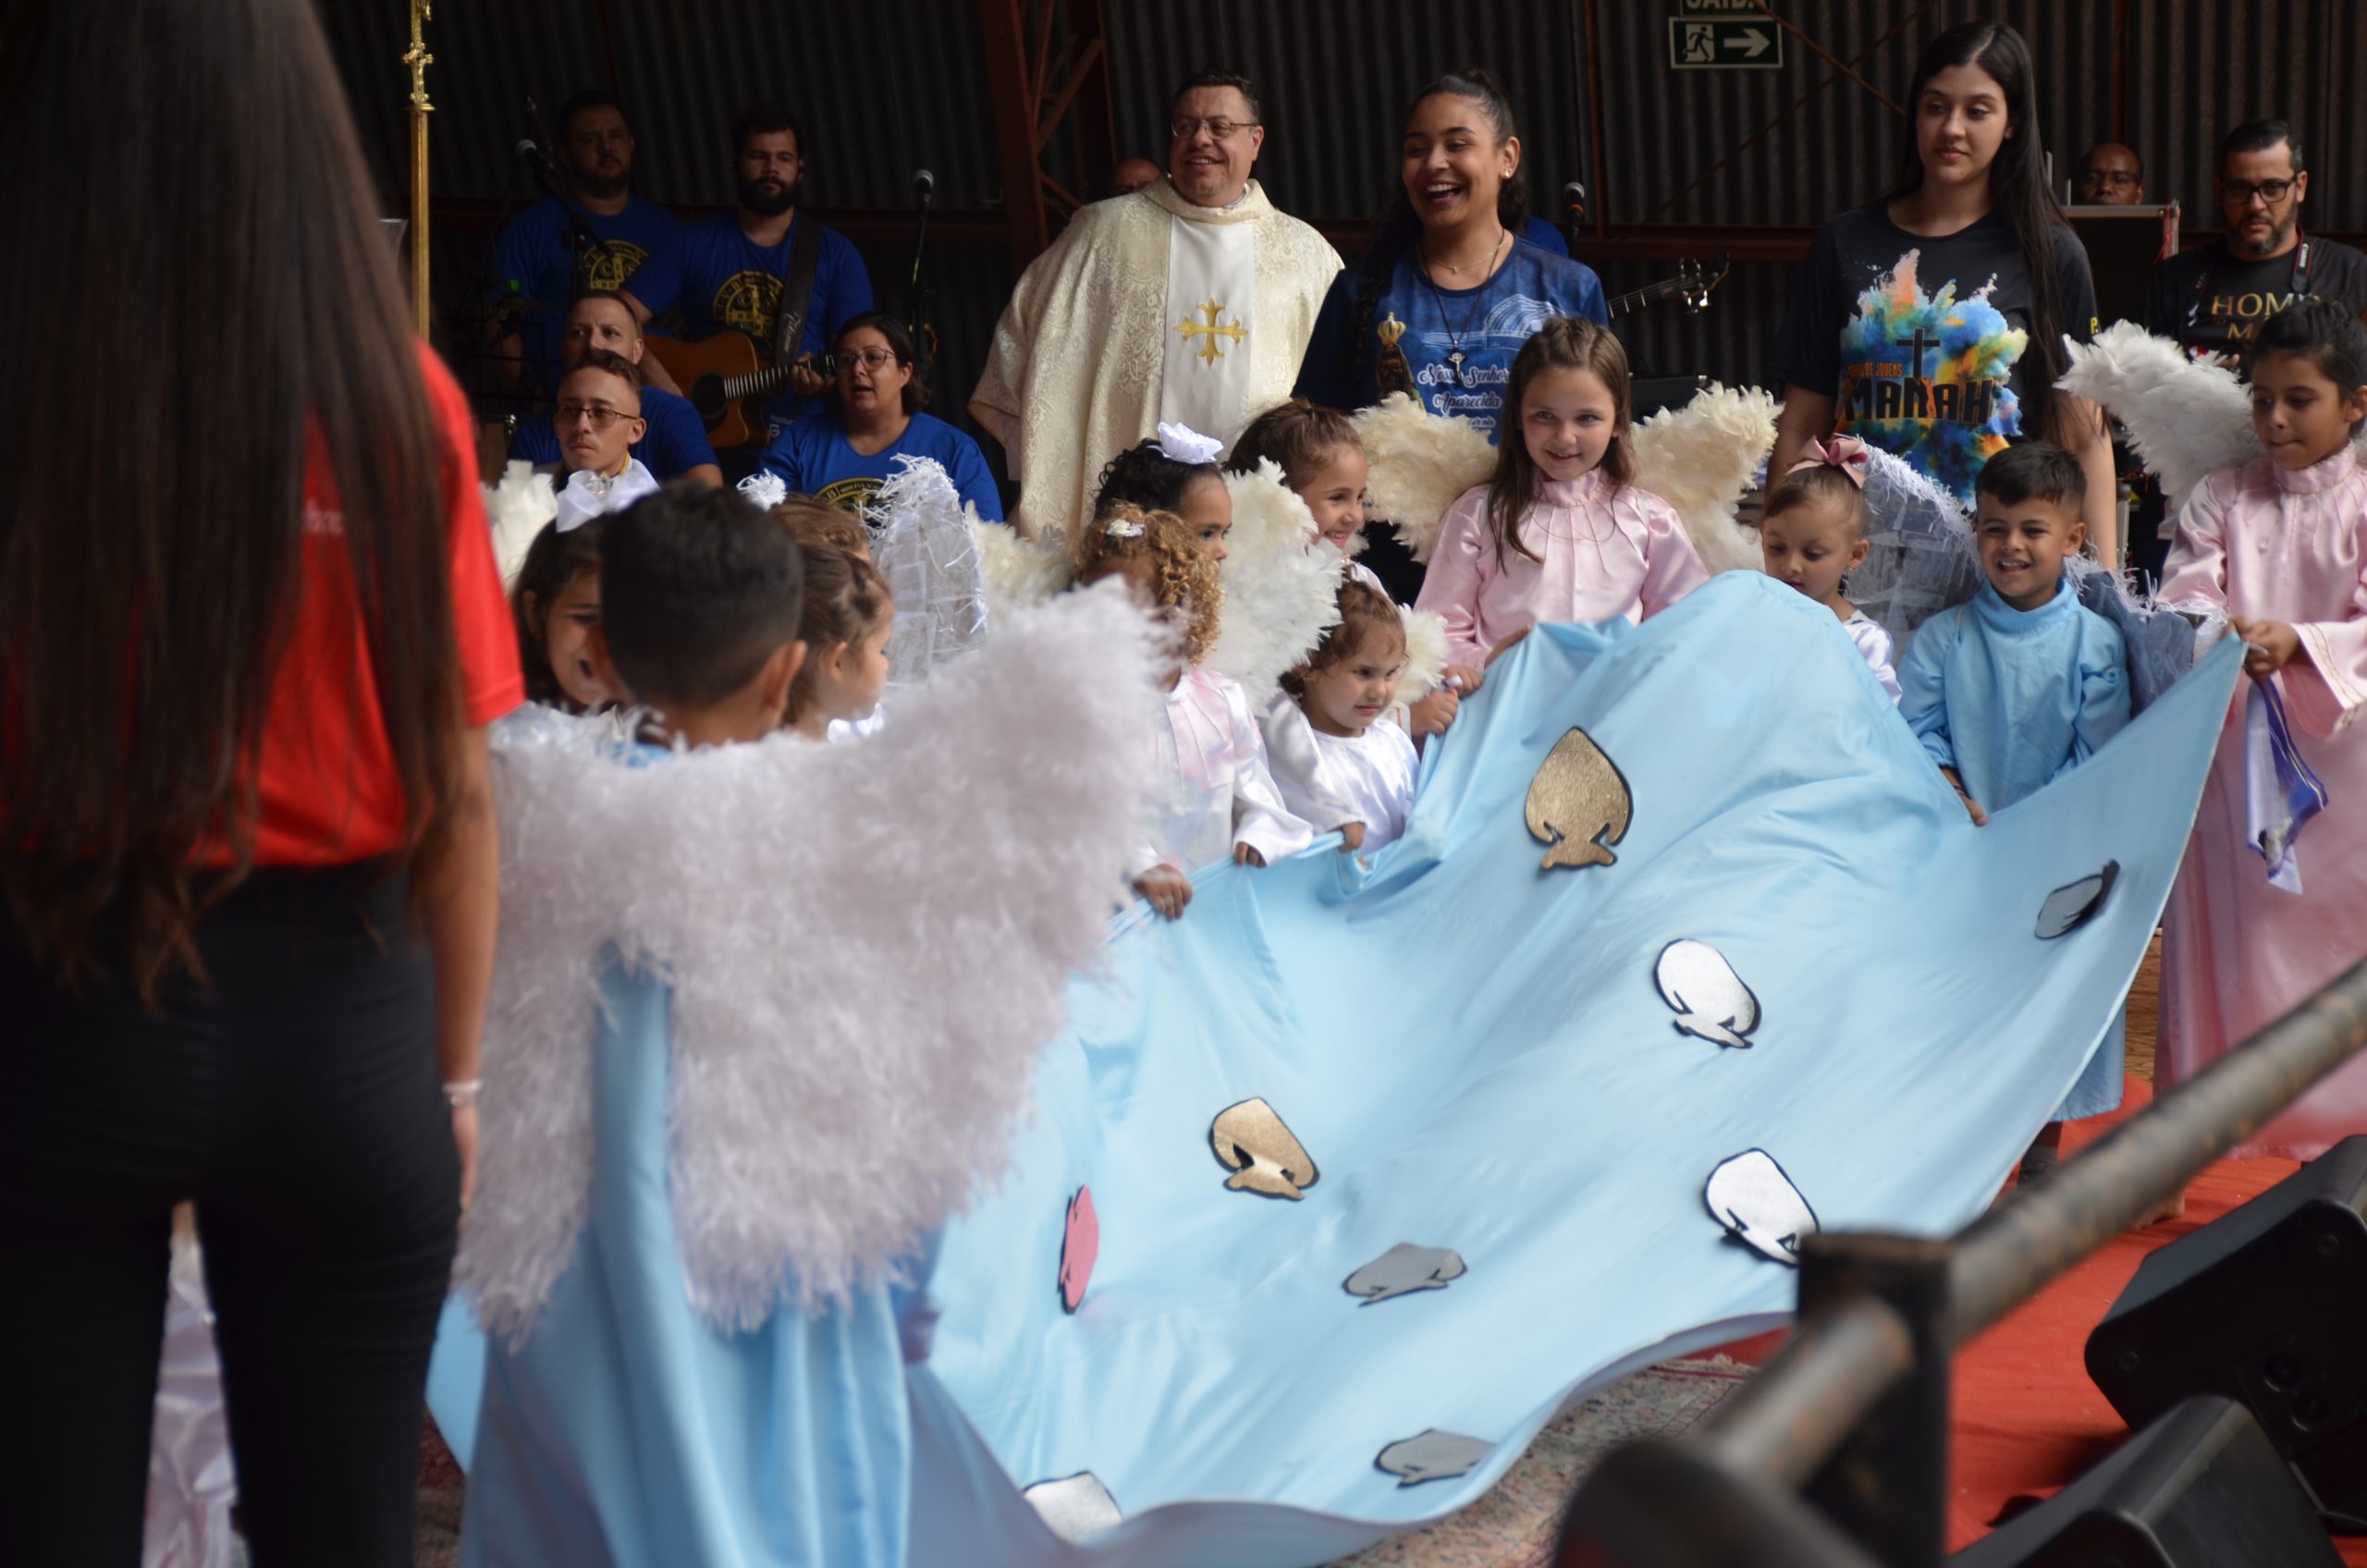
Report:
1786,435,1870,490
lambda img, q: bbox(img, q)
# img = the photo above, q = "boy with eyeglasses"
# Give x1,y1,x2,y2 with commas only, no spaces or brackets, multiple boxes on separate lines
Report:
550,349,659,530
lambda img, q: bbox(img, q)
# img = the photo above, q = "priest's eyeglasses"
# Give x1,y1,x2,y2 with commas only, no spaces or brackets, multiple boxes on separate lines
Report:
556,400,639,429
1171,116,1257,142
2221,178,2298,205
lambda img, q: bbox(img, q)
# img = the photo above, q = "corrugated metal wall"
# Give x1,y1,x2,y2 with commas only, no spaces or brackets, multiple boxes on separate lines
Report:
320,1,2367,417
1101,2,1593,225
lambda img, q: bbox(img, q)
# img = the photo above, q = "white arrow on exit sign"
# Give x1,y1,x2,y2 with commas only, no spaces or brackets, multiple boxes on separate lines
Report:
1667,17,1786,70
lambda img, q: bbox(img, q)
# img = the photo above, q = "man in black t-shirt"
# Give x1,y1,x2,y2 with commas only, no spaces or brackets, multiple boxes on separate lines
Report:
2128,119,2367,582
2139,119,2367,364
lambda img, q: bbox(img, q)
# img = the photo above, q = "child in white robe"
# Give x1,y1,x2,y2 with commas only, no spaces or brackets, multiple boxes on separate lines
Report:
1275,581,1421,857
1757,435,1901,700
1076,504,1311,920
2156,300,2367,1166
1228,398,1483,741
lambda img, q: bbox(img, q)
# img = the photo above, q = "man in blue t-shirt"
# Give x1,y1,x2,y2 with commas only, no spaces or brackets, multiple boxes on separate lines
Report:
510,293,722,486
624,104,873,444
491,88,683,398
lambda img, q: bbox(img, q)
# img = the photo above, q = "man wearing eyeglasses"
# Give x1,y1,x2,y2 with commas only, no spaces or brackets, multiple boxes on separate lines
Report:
2075,142,2146,207
2140,119,2367,363
549,349,661,532
972,69,1343,536
508,292,723,487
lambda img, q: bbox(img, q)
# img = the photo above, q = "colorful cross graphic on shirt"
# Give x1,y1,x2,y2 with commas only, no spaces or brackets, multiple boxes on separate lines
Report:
1175,299,1247,365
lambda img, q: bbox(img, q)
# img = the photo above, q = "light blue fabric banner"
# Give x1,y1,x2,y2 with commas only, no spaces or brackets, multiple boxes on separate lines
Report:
430,573,2239,1566
914,572,2240,1567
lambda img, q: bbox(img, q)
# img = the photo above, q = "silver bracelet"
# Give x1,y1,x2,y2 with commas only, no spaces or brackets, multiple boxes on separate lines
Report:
442,1078,483,1109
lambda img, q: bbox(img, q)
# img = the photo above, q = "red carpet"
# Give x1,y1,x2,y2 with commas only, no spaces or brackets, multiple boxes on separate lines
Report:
1946,1075,2367,1561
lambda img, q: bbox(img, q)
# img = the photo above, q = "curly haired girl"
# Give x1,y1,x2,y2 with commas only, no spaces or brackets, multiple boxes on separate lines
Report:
1075,505,1311,918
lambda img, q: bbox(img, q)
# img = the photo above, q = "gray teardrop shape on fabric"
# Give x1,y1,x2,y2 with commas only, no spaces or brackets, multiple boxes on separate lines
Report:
2035,861,2119,939
1374,1428,1494,1487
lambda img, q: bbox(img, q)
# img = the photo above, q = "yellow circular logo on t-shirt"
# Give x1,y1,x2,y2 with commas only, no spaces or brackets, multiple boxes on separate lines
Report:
712,270,784,337
578,239,650,296
816,475,881,513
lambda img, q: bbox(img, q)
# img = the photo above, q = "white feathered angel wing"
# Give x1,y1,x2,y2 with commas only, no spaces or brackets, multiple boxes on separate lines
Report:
1354,392,1499,564
2057,323,2255,510
974,518,1074,619
868,456,991,685
457,583,1165,1338
1627,384,1779,574
1206,460,1345,698
483,459,558,593
1846,444,1984,650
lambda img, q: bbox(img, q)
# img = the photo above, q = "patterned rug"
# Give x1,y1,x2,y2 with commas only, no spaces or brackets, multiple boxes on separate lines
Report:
411,1354,1751,1567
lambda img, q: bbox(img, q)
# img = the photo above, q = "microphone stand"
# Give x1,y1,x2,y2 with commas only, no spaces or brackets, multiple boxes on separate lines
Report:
905,178,937,383
519,147,627,303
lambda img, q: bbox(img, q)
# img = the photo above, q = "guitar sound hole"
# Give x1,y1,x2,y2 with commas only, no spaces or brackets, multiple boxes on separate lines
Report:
692,376,729,421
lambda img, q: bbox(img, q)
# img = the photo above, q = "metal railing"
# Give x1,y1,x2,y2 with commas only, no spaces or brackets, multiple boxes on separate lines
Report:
1556,952,2367,1568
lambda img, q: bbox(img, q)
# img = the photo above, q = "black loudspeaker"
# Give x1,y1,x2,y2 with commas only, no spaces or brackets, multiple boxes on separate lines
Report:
2086,1135,2367,1527
1950,1397,2340,1566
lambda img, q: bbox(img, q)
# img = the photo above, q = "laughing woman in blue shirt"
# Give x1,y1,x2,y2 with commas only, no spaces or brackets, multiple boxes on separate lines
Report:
759,312,1005,522
1293,67,1606,443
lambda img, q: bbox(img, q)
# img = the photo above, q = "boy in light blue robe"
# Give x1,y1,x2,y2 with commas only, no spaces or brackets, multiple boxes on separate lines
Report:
1899,443,2133,1166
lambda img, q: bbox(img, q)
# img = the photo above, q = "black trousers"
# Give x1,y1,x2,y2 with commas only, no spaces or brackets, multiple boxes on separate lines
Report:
0,864,460,1566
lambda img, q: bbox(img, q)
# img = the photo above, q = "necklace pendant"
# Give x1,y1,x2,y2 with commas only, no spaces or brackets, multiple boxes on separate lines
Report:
1445,348,1467,387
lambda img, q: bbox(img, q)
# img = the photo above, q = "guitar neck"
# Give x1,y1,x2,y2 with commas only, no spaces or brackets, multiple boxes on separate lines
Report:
721,362,794,401
1607,278,1686,317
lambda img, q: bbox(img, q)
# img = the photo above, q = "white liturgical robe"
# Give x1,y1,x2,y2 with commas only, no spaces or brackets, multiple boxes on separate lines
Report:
970,178,1342,538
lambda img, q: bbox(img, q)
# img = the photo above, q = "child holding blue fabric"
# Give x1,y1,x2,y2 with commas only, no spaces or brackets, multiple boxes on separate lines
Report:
459,486,933,1567
1897,442,2132,1174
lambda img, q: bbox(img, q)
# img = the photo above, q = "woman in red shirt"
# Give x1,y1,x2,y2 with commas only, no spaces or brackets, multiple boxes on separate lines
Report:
0,3,522,1562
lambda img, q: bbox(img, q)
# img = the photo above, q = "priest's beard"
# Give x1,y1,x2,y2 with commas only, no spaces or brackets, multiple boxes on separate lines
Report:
739,177,801,217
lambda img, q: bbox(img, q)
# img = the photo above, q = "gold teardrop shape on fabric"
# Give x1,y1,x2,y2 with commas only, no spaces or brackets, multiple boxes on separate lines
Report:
1209,1097,1318,1200
1527,727,1632,870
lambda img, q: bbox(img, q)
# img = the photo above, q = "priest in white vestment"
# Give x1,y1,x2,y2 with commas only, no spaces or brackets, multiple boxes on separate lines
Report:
971,72,1343,538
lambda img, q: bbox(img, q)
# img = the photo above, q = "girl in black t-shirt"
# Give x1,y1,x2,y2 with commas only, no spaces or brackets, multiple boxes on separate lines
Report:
1769,22,2119,564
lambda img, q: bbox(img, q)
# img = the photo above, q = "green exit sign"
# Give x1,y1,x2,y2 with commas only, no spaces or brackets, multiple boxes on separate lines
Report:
1669,17,1784,69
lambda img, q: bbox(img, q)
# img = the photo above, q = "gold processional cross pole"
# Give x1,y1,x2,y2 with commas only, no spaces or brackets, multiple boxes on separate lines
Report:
404,0,434,336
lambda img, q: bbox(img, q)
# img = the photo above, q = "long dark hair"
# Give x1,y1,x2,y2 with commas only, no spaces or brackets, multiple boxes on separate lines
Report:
1485,318,1634,568
1884,22,2074,447
830,311,929,414
1343,67,1531,394
0,0,460,996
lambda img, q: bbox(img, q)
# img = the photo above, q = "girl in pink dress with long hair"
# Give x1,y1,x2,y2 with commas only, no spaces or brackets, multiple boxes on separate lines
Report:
1414,317,1708,668
2158,299,2367,1164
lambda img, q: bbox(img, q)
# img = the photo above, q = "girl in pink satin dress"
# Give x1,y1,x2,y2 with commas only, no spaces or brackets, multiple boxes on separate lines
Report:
2158,300,2367,1161
1415,316,1708,669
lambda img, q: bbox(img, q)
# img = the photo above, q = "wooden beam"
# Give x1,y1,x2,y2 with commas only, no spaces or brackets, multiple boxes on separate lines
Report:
977,0,1051,271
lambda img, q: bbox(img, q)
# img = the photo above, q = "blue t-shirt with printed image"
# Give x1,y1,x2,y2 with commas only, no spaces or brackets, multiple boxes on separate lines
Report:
625,212,874,431
1294,239,1608,440
492,195,683,396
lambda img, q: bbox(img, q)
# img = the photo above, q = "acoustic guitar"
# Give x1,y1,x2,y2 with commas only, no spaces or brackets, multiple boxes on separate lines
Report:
1604,256,1732,319
644,330,805,449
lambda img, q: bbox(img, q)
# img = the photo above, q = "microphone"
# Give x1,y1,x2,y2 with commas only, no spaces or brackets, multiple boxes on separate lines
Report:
1563,180,1588,223
913,168,936,205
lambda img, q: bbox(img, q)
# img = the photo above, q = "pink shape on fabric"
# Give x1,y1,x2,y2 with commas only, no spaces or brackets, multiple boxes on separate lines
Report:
1059,1186,1099,1314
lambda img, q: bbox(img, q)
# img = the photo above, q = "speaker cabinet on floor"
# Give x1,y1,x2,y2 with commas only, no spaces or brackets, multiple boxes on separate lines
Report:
2085,1134,2367,1527
1950,1396,2338,1565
